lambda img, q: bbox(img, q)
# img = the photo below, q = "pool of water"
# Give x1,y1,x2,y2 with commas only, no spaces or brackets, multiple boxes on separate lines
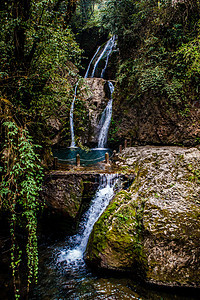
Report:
30,241,200,300
53,148,113,166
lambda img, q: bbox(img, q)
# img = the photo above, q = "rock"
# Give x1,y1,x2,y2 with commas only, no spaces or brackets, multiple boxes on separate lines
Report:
110,93,200,147
42,174,84,219
86,146,200,288
81,78,110,145
40,173,100,235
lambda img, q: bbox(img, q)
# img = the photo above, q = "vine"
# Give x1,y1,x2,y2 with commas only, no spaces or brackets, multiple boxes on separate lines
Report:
0,121,43,299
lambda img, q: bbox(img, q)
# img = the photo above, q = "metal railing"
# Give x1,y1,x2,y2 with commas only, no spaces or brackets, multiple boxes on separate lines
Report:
53,139,130,169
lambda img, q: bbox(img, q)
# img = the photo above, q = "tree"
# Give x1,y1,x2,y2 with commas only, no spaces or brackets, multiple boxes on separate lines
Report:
0,1,81,298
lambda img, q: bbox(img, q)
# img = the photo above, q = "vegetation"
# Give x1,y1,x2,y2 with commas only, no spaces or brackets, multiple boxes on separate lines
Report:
1,0,200,298
99,0,200,106
0,0,82,298
0,120,43,298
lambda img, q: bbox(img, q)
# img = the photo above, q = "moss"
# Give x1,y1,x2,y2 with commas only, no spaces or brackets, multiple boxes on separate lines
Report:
87,187,148,272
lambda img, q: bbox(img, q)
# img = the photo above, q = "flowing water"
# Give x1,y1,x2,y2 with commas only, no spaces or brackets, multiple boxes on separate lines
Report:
31,174,200,300
84,46,101,79
100,35,116,78
91,36,115,78
98,81,114,148
69,36,116,148
70,82,79,148
58,174,118,264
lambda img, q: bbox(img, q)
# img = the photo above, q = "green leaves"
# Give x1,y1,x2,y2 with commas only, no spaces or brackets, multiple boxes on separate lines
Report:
0,121,44,299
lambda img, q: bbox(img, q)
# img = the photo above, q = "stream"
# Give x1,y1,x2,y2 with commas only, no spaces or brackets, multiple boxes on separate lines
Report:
30,174,199,300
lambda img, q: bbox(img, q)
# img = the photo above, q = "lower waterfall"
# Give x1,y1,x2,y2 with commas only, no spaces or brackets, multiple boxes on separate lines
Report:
57,173,118,267
30,171,196,300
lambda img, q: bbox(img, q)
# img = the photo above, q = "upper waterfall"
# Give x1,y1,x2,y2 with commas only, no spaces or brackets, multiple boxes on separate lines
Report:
91,36,115,78
84,46,101,79
69,36,116,148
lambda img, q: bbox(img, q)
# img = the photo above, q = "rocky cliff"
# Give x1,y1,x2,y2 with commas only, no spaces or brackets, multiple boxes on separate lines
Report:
86,146,200,288
109,94,200,147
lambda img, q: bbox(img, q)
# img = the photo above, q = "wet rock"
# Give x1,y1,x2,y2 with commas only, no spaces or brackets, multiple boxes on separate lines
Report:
86,146,200,288
81,78,110,146
40,173,100,235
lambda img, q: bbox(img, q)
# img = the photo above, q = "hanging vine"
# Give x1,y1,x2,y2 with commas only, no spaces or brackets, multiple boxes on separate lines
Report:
0,120,44,299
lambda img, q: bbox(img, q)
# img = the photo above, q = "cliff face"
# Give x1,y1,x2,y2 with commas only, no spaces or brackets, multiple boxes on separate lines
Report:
109,94,200,147
86,146,200,288
80,78,110,146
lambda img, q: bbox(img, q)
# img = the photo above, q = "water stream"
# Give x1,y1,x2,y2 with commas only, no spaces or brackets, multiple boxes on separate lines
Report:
69,36,116,149
84,46,101,79
31,174,200,300
58,174,118,265
70,82,79,148
91,36,115,78
97,81,114,148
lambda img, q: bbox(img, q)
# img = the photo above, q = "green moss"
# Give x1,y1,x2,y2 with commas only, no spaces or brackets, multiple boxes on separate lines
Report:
87,187,148,271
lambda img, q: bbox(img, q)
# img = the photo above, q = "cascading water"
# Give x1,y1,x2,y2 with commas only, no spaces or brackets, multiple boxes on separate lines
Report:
57,174,118,270
69,36,116,149
70,82,78,148
30,172,197,300
97,81,114,148
100,35,116,78
91,36,116,148
54,174,118,286
84,46,101,79
91,35,115,78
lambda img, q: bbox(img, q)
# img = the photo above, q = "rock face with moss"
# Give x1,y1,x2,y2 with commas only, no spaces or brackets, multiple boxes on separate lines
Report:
109,94,200,147
86,146,200,287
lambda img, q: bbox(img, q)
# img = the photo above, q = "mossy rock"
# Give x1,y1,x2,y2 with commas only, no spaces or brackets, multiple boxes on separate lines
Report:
86,146,200,288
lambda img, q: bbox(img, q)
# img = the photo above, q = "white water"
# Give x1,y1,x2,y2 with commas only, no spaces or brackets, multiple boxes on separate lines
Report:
57,174,118,266
84,46,101,78
70,82,78,148
98,81,114,148
91,36,115,78
101,35,116,78
70,36,115,149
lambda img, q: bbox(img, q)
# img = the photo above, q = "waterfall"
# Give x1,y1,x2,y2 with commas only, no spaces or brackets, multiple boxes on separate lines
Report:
70,82,78,148
97,81,114,148
84,46,101,79
101,35,115,78
91,35,115,78
69,36,116,148
58,174,118,266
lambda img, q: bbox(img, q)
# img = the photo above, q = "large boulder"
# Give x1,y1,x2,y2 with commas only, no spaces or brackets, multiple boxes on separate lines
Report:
86,146,200,287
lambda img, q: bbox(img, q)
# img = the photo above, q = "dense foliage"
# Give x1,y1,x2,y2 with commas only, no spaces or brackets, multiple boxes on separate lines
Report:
0,1,82,298
100,0,200,105
0,120,43,298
